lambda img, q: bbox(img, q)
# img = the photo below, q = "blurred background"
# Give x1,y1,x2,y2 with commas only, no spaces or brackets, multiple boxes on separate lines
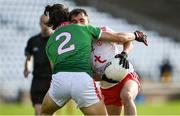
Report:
0,0,180,115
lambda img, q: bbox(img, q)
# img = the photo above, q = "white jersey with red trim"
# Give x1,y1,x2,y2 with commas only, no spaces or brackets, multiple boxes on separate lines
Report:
92,26,134,76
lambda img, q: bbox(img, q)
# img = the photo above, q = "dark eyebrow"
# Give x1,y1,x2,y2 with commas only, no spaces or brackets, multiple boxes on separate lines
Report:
79,18,84,21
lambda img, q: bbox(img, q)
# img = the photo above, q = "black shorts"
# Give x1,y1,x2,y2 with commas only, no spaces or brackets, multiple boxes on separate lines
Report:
30,77,51,106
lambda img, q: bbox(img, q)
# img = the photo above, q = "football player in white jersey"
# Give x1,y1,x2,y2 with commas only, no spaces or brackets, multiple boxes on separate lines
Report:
69,8,147,115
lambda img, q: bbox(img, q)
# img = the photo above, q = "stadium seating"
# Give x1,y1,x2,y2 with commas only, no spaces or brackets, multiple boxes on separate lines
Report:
0,0,180,100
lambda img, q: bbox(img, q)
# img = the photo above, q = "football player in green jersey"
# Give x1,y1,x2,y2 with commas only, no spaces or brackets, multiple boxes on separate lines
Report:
41,4,147,115
69,8,147,116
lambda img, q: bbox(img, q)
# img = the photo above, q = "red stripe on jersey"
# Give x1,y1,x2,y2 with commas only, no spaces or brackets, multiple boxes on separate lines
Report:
93,80,102,100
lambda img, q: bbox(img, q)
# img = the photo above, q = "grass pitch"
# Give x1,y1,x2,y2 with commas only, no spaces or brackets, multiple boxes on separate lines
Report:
0,100,180,115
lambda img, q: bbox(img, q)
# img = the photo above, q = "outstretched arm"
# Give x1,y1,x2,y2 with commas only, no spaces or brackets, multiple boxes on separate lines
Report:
100,31,135,44
100,31,148,46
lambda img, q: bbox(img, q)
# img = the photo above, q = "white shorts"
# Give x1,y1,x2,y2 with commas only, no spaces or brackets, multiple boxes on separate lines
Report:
48,72,101,108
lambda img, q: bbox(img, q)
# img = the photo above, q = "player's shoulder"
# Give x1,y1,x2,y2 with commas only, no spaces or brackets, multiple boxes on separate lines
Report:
100,26,115,32
71,23,90,29
57,24,86,31
62,24,99,30
65,24,99,32
72,23,98,28
65,23,84,27
29,33,41,41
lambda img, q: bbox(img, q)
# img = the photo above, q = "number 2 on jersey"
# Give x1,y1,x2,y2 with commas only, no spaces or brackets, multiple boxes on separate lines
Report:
56,32,75,55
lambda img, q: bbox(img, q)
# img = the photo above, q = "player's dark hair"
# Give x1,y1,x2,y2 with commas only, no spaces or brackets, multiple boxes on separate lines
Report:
44,4,69,29
69,8,88,19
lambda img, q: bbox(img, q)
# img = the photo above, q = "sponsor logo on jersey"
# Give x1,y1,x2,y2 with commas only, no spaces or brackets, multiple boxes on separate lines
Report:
33,47,39,52
94,55,107,63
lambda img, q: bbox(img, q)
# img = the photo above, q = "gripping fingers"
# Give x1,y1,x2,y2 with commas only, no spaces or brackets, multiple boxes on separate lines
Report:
119,59,123,65
143,36,148,46
122,60,126,68
125,60,129,69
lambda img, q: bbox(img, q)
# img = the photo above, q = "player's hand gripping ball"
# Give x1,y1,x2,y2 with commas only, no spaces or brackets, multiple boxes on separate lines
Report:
104,56,129,81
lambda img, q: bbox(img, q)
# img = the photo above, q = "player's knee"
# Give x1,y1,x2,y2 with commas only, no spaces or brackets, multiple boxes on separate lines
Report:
40,105,52,115
41,109,53,115
121,91,133,102
40,108,46,115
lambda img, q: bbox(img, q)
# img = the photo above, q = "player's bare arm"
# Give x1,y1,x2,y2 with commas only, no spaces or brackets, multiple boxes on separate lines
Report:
23,55,31,78
100,31,148,45
100,31,135,43
115,41,133,69
50,61,54,70
122,41,133,54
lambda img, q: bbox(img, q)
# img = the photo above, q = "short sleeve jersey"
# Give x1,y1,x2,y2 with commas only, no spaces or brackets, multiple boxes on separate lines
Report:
46,24,101,76
92,26,134,76
25,34,52,77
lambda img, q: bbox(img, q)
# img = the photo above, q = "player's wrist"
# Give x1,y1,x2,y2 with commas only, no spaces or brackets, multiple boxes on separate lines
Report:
134,31,138,40
134,30,143,41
